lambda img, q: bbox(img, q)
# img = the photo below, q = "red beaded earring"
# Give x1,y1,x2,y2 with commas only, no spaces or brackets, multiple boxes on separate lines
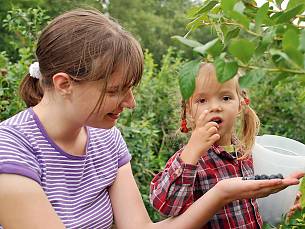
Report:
180,100,189,133
244,98,250,105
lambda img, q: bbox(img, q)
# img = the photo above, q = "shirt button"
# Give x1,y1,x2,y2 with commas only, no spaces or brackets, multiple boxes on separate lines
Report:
176,168,182,175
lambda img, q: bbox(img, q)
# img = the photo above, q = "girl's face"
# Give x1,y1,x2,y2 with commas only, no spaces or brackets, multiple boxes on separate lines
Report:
188,65,241,145
70,70,136,129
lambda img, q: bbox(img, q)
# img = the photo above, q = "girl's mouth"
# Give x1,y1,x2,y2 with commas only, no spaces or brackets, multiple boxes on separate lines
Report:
210,117,223,125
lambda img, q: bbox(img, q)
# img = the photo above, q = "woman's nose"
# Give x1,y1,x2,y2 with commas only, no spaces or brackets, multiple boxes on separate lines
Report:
121,89,136,109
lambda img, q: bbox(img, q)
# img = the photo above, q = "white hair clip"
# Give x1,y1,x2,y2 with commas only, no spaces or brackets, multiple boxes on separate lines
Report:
29,62,42,79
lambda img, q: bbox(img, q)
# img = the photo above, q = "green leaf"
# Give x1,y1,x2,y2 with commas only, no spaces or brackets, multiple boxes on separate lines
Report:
193,38,224,57
172,35,203,48
192,0,219,17
270,73,290,87
215,57,225,83
228,39,255,63
255,29,274,56
276,4,305,24
299,29,305,52
285,48,304,68
179,59,201,100
287,0,305,10
283,29,300,51
221,0,236,13
269,49,290,60
270,49,295,68
255,3,270,27
186,6,201,19
222,61,239,83
283,29,304,67
229,11,250,28
214,57,238,83
224,27,240,44
239,69,265,88
186,15,206,31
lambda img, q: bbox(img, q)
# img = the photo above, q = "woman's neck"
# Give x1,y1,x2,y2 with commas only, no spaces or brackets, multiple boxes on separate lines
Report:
33,99,87,156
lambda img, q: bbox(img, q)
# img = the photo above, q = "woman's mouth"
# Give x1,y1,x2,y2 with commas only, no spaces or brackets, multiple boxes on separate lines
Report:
108,113,120,120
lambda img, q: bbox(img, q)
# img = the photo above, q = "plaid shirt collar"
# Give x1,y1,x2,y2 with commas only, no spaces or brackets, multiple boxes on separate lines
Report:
211,144,240,160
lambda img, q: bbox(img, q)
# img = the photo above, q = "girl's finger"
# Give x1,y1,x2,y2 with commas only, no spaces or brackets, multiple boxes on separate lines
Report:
209,134,220,143
196,110,209,126
205,121,219,129
207,126,218,135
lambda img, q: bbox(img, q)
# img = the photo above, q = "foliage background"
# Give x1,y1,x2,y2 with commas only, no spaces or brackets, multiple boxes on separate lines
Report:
0,0,304,225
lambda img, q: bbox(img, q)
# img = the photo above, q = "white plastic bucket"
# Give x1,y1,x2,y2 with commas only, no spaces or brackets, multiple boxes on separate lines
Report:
252,135,305,226
256,135,305,156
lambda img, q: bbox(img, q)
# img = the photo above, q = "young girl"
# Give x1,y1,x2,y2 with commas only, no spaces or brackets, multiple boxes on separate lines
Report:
0,9,302,229
150,63,280,228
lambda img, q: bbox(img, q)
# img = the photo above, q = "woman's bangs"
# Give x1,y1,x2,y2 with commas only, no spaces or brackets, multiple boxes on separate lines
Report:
119,36,143,89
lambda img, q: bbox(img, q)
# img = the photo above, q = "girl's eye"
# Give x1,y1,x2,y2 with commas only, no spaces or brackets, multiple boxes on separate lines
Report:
223,96,231,101
197,98,206,104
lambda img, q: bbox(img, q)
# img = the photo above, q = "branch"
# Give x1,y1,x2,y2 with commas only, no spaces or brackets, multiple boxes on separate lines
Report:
238,63,305,74
202,21,262,37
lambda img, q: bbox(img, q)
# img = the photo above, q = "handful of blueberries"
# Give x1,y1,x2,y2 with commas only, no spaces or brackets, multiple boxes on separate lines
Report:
242,173,284,180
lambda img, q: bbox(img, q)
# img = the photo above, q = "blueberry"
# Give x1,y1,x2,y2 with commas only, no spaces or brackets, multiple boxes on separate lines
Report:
260,174,270,180
269,175,278,179
255,175,261,180
276,173,284,179
242,176,256,180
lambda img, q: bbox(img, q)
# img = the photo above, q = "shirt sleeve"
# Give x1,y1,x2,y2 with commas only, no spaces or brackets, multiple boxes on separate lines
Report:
0,127,41,183
113,127,132,168
149,149,197,216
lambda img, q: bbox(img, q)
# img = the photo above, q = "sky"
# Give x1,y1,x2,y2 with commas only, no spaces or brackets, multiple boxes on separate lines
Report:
255,0,304,26
256,0,288,8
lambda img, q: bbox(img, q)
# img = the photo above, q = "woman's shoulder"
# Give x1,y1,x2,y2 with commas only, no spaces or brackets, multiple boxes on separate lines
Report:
0,108,37,141
0,108,34,129
88,126,123,141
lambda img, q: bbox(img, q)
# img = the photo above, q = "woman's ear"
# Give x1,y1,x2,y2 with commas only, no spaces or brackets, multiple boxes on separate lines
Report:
52,73,73,96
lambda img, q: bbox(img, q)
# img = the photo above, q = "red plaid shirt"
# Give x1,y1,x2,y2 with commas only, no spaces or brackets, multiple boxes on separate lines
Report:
150,145,263,229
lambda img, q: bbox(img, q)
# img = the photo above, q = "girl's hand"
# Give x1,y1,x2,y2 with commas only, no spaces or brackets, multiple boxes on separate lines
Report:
181,110,220,165
214,171,304,204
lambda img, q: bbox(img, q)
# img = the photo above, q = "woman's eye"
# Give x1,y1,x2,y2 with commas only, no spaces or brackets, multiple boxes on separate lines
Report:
107,91,118,95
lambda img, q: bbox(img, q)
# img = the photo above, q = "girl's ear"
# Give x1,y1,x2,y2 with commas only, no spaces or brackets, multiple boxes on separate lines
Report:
236,99,243,117
52,73,73,96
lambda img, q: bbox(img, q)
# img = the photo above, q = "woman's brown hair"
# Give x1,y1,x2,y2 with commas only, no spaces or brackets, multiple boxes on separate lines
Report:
20,8,143,107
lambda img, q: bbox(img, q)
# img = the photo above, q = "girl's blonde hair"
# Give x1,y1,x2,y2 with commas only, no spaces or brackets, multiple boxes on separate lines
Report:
237,87,260,158
182,63,260,158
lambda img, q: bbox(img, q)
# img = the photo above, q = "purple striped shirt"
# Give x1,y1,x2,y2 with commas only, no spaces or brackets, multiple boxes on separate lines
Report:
0,108,131,229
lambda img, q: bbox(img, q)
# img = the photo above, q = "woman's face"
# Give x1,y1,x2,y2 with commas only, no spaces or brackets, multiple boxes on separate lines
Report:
70,70,136,129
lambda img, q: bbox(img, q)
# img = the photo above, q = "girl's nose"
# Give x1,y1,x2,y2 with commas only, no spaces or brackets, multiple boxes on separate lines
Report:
209,102,222,112
121,89,136,109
